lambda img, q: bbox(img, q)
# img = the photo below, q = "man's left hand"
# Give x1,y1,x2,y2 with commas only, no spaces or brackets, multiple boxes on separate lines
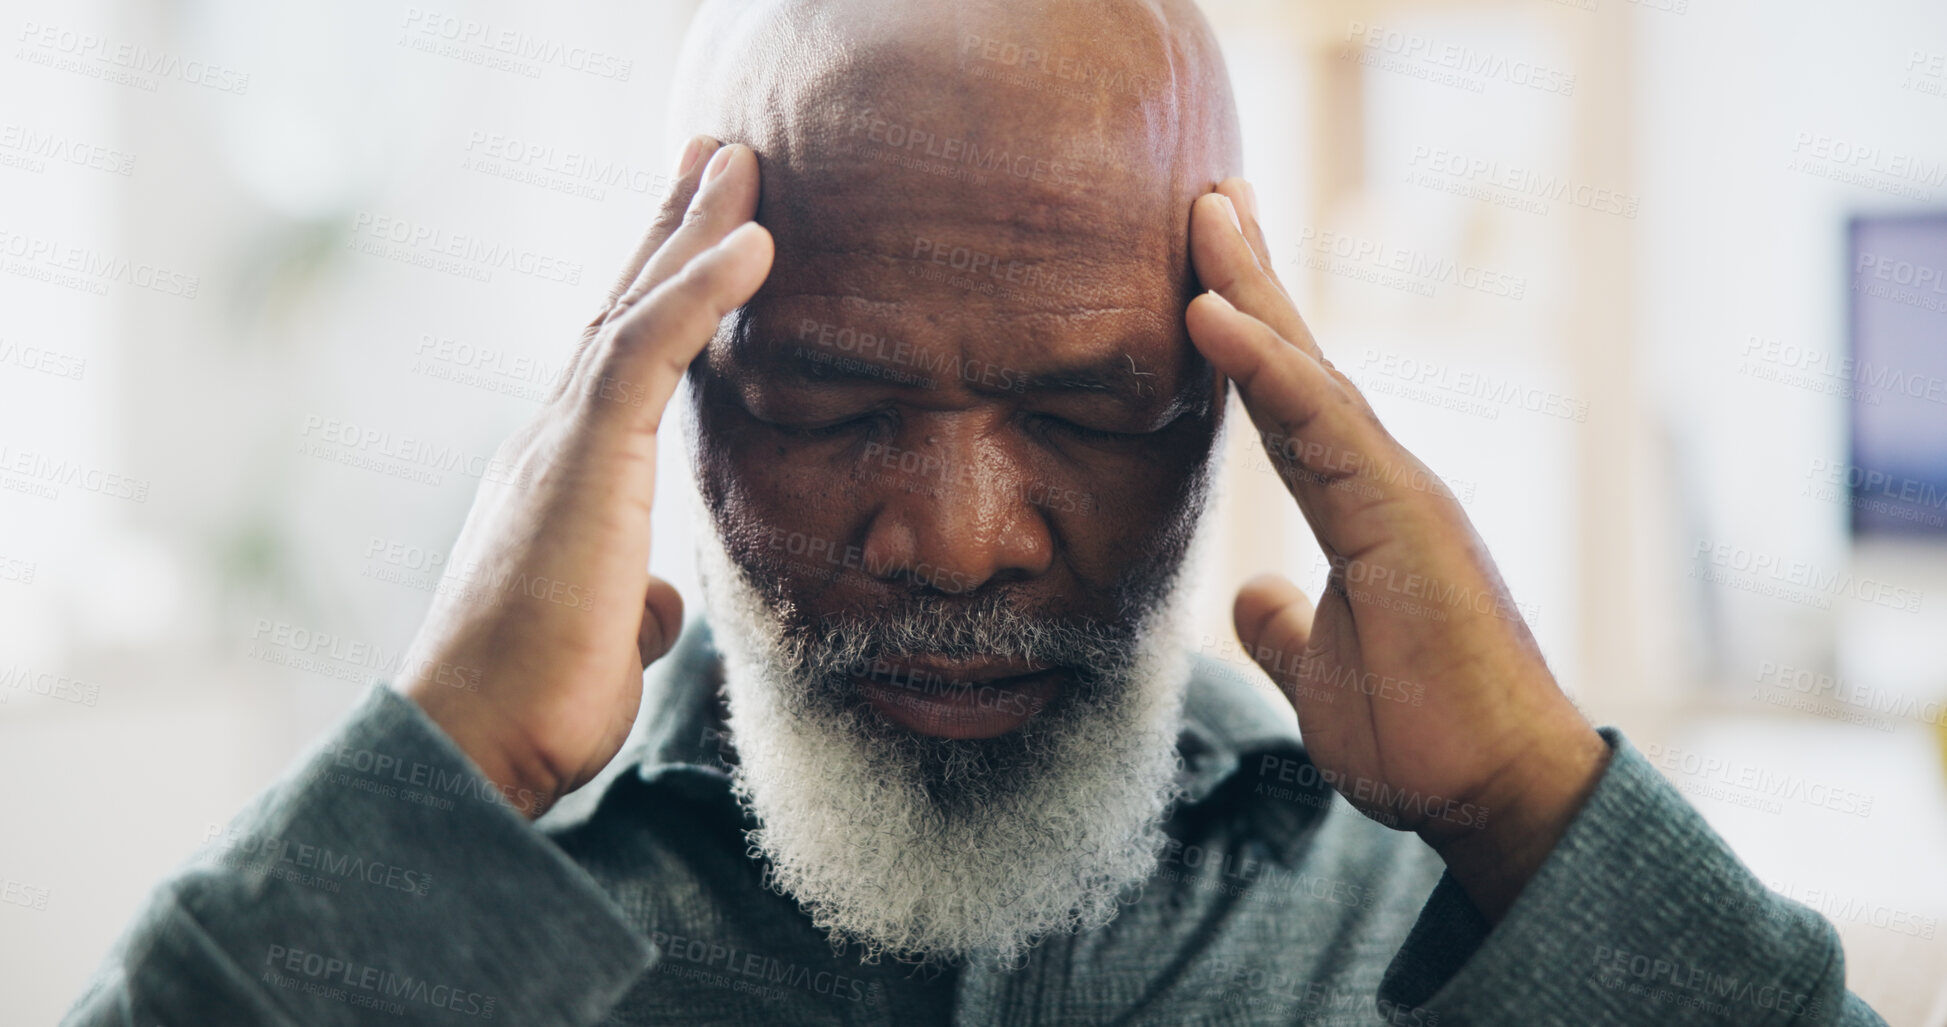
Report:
1184,179,1612,922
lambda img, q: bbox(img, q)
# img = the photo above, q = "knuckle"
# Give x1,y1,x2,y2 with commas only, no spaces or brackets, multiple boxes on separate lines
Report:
657,177,696,219
647,206,687,248
679,200,714,231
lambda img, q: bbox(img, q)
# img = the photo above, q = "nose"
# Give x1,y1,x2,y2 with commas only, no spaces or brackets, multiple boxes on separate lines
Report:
857,429,1055,594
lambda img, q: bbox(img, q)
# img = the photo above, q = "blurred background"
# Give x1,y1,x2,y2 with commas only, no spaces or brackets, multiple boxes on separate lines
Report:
3,0,1945,1022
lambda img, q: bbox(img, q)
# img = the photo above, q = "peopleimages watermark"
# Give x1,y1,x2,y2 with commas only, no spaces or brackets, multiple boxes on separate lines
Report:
795,317,1030,392
910,235,1092,303
1294,227,1529,301
460,128,671,203
296,412,541,490
1690,539,1924,614
1194,631,1426,709
1247,429,1478,505
855,440,1095,515
14,20,250,95
843,104,1091,188
1641,744,1875,818
1752,660,1946,730
1403,145,1639,219
1903,48,1947,100
397,7,631,82
1353,348,1587,423
1786,132,1946,202
0,337,86,381
958,31,1160,101
357,536,597,613
1155,835,1376,910
0,442,150,503
1854,250,1947,314
314,740,550,817
1725,876,1940,941
1803,457,1947,531
409,332,573,404
1737,333,1947,407
0,122,135,176
0,663,101,706
0,553,34,586
1344,21,1575,97
263,943,496,1019
203,824,434,898
1588,945,1821,1020
647,929,879,1004
247,618,483,692
1,874,50,912
0,227,200,298
346,211,584,287
762,527,975,594
1309,552,1543,628
1254,753,1489,832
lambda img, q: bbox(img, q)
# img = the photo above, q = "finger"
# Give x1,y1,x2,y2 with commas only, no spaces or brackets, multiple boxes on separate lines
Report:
1215,178,1283,296
601,135,720,316
1191,191,1323,363
1234,572,1313,653
589,220,775,433
1232,573,1317,707
553,136,721,406
608,144,763,318
1186,289,1377,476
637,575,685,666
1186,289,1405,557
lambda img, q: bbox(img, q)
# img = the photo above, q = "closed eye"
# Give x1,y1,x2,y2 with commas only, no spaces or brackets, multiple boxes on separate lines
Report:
758,408,898,440
1028,413,1155,444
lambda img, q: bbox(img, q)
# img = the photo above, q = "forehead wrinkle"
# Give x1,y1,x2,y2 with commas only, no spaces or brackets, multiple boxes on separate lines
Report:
672,0,1241,207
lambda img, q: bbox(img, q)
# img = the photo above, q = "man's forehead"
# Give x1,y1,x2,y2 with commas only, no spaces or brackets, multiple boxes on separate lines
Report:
731,290,1192,396
672,0,1241,247
751,187,1189,334
677,0,1241,406
726,177,1199,399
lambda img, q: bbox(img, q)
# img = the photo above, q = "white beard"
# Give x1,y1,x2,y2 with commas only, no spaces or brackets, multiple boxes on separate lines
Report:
693,510,1198,970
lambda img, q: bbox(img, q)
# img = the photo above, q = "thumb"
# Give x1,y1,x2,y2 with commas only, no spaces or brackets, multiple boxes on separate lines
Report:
1233,572,1315,704
637,575,685,667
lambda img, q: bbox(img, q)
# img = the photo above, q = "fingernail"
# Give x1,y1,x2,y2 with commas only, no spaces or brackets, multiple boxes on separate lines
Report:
1203,289,1235,310
702,145,736,185
1238,180,1260,222
1218,194,1242,234
675,135,710,177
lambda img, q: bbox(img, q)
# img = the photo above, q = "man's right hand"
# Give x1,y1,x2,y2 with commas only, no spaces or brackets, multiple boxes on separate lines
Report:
395,137,772,819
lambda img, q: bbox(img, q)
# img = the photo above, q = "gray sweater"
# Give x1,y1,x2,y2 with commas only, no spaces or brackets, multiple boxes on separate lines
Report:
64,621,1888,1025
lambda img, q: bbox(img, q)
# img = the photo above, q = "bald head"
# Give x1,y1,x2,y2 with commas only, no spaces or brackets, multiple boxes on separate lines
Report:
671,0,1240,318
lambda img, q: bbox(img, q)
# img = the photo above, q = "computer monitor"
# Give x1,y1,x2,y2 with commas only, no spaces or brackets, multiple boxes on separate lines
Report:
1847,212,1947,536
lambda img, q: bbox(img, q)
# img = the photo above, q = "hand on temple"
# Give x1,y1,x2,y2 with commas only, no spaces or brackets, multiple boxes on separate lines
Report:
1186,179,1612,921
397,137,773,818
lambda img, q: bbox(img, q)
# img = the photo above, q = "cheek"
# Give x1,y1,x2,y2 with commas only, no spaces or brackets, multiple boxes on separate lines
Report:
693,407,875,586
1034,423,1219,586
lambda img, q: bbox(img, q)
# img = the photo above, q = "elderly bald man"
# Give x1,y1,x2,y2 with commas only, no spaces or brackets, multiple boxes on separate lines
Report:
68,1,1886,1025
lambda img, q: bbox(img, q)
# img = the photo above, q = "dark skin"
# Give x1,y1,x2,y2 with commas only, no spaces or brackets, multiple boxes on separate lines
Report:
677,0,1240,735
402,0,1607,927
688,258,1222,625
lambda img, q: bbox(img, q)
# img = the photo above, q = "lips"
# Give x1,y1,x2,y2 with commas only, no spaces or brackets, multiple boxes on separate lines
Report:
854,658,1062,739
